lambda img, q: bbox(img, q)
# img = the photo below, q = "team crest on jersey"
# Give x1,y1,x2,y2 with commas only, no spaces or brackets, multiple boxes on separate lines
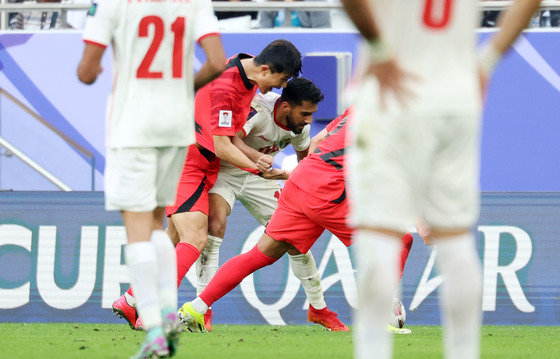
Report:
87,3,97,16
219,110,233,127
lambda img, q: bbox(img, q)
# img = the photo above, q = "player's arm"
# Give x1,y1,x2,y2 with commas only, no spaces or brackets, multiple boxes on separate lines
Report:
195,35,226,91
479,0,542,79
77,44,105,84
232,131,274,169
296,149,308,162
214,135,274,173
77,0,114,84
308,128,328,154
340,0,381,42
340,0,416,109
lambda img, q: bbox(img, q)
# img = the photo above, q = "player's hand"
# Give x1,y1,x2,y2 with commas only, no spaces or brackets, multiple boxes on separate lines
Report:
260,168,288,180
367,58,419,111
256,154,274,172
416,220,432,245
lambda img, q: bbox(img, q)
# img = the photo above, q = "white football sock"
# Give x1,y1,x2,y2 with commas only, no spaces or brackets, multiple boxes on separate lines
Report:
151,230,178,311
435,232,482,359
289,252,326,310
196,235,223,296
191,297,209,315
125,241,161,330
124,291,136,308
354,230,401,359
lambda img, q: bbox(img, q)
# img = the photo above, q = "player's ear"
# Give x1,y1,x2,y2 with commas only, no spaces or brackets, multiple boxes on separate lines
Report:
259,65,271,77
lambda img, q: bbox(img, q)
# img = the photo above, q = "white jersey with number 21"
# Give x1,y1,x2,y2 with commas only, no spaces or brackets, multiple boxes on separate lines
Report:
83,0,219,148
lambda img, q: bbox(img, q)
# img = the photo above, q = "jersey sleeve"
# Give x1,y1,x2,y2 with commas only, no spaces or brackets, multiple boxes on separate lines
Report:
194,0,220,43
291,125,311,152
82,0,118,48
242,107,261,137
209,77,240,137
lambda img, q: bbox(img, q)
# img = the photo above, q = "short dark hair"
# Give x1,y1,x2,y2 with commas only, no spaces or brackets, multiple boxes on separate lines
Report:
280,78,324,107
254,39,302,78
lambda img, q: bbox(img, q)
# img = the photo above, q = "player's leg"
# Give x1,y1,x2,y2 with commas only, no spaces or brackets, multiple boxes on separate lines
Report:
399,233,413,279
105,147,170,356
180,232,290,332
424,114,482,359
349,101,424,359
170,211,208,287
240,175,347,329
166,145,220,290
198,176,236,295
181,179,324,332
196,191,233,331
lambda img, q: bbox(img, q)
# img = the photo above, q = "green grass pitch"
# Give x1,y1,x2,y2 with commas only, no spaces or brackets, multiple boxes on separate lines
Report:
1,323,559,358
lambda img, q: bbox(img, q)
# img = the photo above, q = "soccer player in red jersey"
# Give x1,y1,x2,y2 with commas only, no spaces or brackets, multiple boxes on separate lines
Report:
113,40,302,330
176,108,414,332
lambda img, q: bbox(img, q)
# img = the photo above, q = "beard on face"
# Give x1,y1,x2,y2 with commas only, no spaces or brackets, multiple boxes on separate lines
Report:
285,113,305,134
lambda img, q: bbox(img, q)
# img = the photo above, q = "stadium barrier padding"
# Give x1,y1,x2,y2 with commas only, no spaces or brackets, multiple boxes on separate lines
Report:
0,191,558,325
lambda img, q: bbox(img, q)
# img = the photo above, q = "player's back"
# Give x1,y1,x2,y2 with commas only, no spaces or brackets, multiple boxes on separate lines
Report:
87,0,212,148
290,109,351,201
370,0,480,114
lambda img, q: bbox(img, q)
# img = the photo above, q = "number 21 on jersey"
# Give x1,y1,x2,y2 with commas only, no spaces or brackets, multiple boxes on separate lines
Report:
423,0,453,29
137,16,185,79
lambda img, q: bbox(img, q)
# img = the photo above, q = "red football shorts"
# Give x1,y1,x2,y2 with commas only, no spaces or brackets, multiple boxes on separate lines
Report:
265,179,353,253
166,144,220,217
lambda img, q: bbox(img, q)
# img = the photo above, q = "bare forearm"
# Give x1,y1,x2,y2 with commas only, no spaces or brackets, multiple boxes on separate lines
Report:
492,0,541,54
232,134,262,163
308,129,328,153
340,0,381,41
214,136,258,170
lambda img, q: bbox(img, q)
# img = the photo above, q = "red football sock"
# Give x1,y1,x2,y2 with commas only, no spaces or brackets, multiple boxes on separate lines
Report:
176,242,201,288
199,246,277,307
399,233,413,279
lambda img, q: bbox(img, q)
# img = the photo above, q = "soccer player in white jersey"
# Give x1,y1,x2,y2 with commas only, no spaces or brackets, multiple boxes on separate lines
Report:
339,0,543,358
77,0,225,356
195,78,349,331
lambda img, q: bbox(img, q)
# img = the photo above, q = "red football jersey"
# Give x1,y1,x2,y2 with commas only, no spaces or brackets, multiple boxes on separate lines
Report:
194,53,258,153
289,107,352,202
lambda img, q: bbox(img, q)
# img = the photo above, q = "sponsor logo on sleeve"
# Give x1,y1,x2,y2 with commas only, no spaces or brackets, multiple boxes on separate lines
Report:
219,110,233,127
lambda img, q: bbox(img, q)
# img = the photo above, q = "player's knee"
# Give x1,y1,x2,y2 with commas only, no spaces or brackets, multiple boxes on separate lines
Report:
208,215,227,238
173,218,208,251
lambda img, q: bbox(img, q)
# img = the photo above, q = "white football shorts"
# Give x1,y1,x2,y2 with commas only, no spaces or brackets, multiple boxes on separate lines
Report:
209,171,281,225
348,89,481,232
105,146,186,212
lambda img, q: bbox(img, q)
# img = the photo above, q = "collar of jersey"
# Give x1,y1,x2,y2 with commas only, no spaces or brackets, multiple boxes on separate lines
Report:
226,53,254,90
273,98,291,131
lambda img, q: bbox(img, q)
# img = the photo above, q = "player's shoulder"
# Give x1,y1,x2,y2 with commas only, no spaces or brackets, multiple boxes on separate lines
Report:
87,0,120,18
251,92,279,112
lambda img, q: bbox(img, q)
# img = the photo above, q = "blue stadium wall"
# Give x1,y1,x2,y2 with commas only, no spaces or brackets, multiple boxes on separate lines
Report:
0,31,560,191
0,191,559,326
0,31,559,325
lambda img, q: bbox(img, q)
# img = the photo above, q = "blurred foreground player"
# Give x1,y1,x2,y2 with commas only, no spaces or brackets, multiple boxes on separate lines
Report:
113,40,302,330
340,0,543,358
176,108,413,333
77,0,225,356
197,78,349,331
